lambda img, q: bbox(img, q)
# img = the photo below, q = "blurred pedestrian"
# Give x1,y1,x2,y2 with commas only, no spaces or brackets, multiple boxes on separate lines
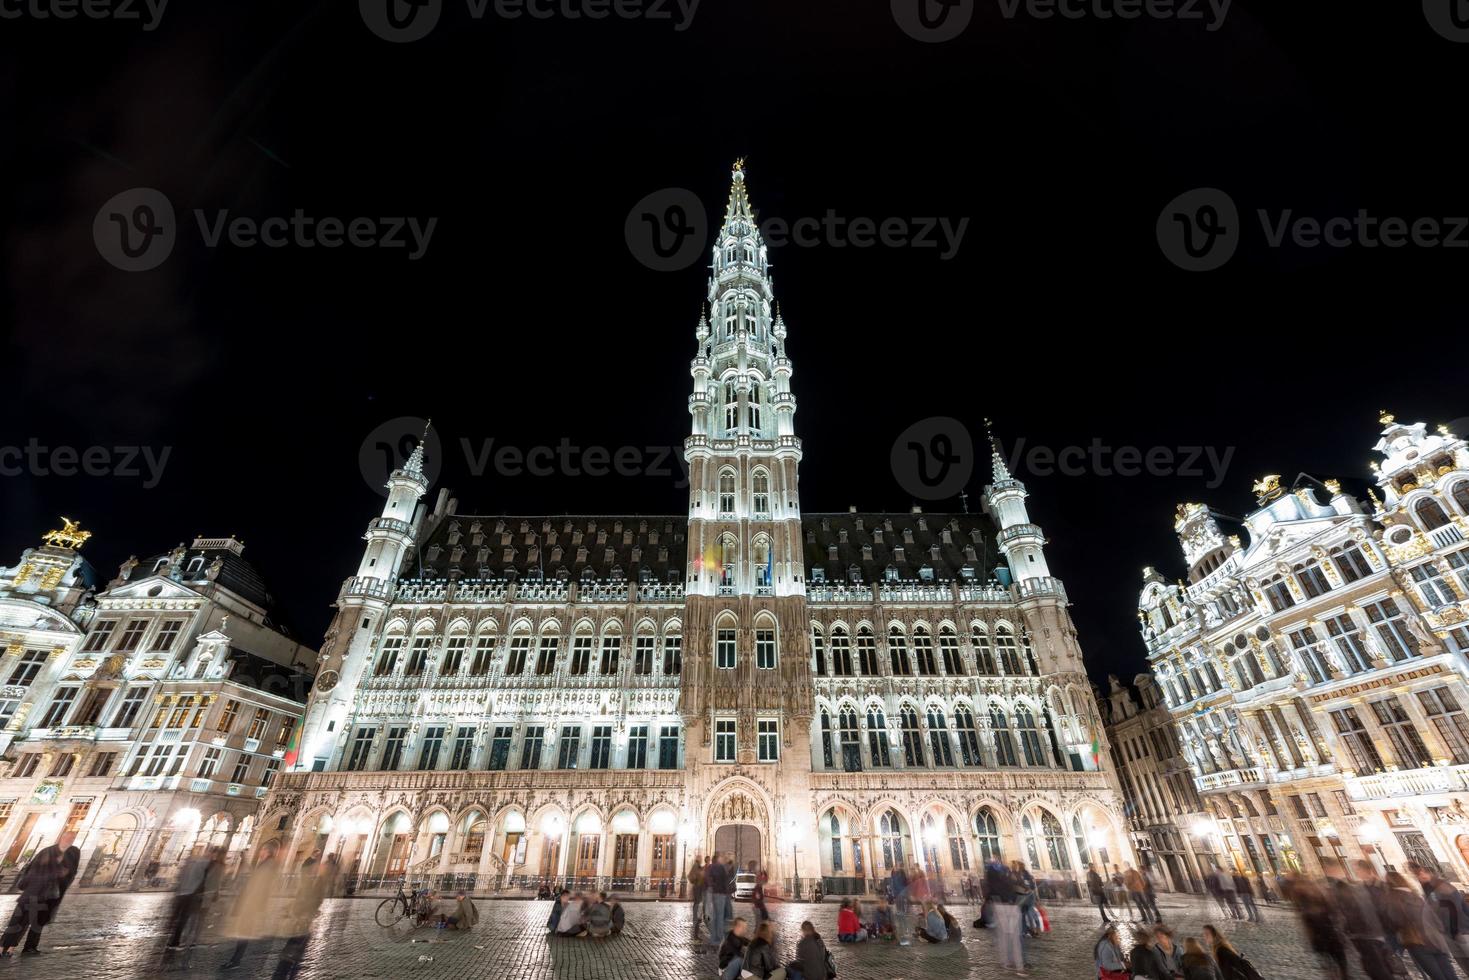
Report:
166,846,225,950
1290,875,1347,980
1203,925,1265,980
1088,865,1113,924
1181,937,1224,980
0,830,80,956
219,849,284,970
1154,924,1184,979
689,854,706,941
1233,872,1259,923
271,854,335,980
1325,859,1394,980
889,863,913,946
1126,866,1153,923
1411,862,1469,970
1386,870,1455,980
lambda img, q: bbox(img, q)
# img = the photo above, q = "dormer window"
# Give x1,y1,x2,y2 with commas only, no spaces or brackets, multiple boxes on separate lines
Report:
847,565,862,584
811,567,826,584
918,566,935,582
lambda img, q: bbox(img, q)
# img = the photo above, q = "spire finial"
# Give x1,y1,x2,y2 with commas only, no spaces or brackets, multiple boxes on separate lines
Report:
732,157,746,175
985,418,1012,482
404,420,431,478
1379,409,1395,426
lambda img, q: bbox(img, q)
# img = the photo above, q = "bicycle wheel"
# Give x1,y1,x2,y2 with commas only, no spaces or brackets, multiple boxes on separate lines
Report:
375,897,406,928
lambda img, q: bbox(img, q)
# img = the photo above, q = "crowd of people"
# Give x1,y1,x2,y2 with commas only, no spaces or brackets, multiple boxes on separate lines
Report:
544,888,626,938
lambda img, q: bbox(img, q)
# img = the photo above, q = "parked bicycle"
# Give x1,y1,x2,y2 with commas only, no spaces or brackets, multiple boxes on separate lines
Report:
375,881,423,933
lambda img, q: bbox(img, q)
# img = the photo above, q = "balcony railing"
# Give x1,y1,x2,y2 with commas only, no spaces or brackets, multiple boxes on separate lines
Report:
1197,766,1265,792
1429,524,1466,549
339,576,392,601
1348,763,1469,800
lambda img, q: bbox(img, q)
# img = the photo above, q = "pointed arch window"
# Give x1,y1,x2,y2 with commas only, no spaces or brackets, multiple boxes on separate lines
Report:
855,627,880,675
752,471,770,516
839,708,862,771
1021,631,1039,675
926,708,955,766
900,706,925,767
831,627,853,676
975,808,1002,863
719,534,737,592
954,706,981,766
570,631,594,675
867,709,891,767
888,627,912,676
753,537,772,592
972,626,995,674
829,812,844,872
920,814,942,873
939,627,964,675
1073,814,1092,869
996,626,1021,674
947,815,970,871
1016,706,1046,766
718,471,736,515
1041,811,1071,870
724,302,737,339
749,385,763,432
811,626,827,675
992,707,1019,766
1021,813,1041,869
879,810,906,869
817,710,837,768
913,627,937,676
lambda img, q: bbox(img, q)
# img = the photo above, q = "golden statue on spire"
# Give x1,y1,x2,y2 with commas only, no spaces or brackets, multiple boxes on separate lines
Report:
732,157,746,174
42,518,91,550
1379,410,1395,426
1252,475,1283,504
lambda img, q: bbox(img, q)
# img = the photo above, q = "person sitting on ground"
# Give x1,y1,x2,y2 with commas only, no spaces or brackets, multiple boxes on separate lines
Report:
837,900,865,943
608,894,625,936
793,920,831,980
546,891,570,932
1153,925,1182,979
938,904,962,942
1181,937,1224,980
451,891,478,930
554,893,588,937
416,890,442,927
537,883,552,901
1130,925,1171,980
719,917,752,980
744,921,784,980
585,892,613,938
870,898,894,940
1202,925,1264,980
917,901,946,943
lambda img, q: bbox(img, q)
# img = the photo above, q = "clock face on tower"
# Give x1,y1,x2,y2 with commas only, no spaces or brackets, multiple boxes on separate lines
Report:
315,669,340,692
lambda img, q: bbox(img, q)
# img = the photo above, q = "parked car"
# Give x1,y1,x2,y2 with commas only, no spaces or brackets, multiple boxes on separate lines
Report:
734,872,757,900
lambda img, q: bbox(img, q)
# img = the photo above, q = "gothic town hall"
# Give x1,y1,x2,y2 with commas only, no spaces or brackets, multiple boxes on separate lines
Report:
261,165,1130,897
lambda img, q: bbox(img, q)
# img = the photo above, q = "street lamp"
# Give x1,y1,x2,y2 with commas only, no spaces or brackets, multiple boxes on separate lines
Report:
787,819,804,901
677,820,693,900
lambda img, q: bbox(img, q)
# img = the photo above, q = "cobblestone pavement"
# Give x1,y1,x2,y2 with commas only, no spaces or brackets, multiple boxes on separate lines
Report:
0,891,1382,979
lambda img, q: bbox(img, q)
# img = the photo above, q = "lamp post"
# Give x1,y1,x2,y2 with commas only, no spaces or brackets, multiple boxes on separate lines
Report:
677,820,692,900
787,819,804,901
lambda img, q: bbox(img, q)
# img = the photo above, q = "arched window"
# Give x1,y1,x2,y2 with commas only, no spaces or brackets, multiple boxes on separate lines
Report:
946,815,970,871
1453,481,1469,515
719,534,737,592
570,628,594,675
753,537,772,592
992,707,1019,767
1016,707,1046,766
723,380,738,430
819,710,834,769
900,706,925,767
889,627,912,676
913,627,937,676
879,810,906,869
1072,814,1092,868
831,627,853,676
866,709,891,767
996,627,1021,674
829,812,844,872
1021,813,1041,869
927,708,955,766
974,808,1002,863
1020,631,1039,675
811,626,827,675
752,471,770,516
939,627,964,675
855,628,879,675
724,303,737,339
838,708,862,772
718,470,736,515
1041,811,1070,870
920,814,941,873
954,706,981,765
749,385,763,431
972,626,995,674
1418,498,1453,530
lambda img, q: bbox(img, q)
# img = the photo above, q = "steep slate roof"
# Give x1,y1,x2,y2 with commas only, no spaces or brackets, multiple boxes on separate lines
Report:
404,511,1004,585
134,544,295,636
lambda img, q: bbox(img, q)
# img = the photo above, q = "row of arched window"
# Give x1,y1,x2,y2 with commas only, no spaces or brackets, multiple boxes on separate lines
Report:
824,805,1108,875
816,702,1067,772
370,622,683,679
812,623,1037,678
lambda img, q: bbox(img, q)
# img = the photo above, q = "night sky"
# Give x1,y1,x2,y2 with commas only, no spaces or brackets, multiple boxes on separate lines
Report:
4,1,1469,686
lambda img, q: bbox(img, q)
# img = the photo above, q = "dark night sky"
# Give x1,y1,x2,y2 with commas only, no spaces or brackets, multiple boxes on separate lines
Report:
3,1,1469,686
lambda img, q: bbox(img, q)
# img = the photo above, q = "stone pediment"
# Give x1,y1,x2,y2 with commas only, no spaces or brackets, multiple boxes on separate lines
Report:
1237,517,1343,568
100,576,203,602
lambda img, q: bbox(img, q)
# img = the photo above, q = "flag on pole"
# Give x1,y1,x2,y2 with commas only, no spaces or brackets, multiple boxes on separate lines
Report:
282,720,301,767
1090,732,1102,768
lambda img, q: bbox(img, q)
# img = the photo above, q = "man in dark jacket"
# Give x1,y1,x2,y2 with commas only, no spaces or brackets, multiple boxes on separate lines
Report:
718,917,751,980
1087,866,1112,924
689,856,706,941
1,830,81,955
706,852,732,949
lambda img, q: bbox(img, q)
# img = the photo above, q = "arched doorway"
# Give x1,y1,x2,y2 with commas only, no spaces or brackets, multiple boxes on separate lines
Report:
714,824,763,875
373,812,413,878
81,812,141,887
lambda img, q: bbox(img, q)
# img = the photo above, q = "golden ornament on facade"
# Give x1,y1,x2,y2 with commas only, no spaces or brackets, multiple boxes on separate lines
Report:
1380,410,1395,426
1252,475,1283,503
41,518,91,550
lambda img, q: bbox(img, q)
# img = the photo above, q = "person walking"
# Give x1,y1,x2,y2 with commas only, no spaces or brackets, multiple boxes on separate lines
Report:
220,850,284,970
753,870,770,924
1412,861,1469,972
707,852,734,950
1290,875,1347,980
272,854,336,980
689,855,707,941
1324,859,1395,980
1125,866,1153,924
1087,866,1112,924
1012,860,1040,935
166,846,225,951
1232,872,1260,923
1216,868,1241,921
889,863,913,946
1095,923,1128,980
1141,868,1163,924
0,830,81,956
1386,870,1456,980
